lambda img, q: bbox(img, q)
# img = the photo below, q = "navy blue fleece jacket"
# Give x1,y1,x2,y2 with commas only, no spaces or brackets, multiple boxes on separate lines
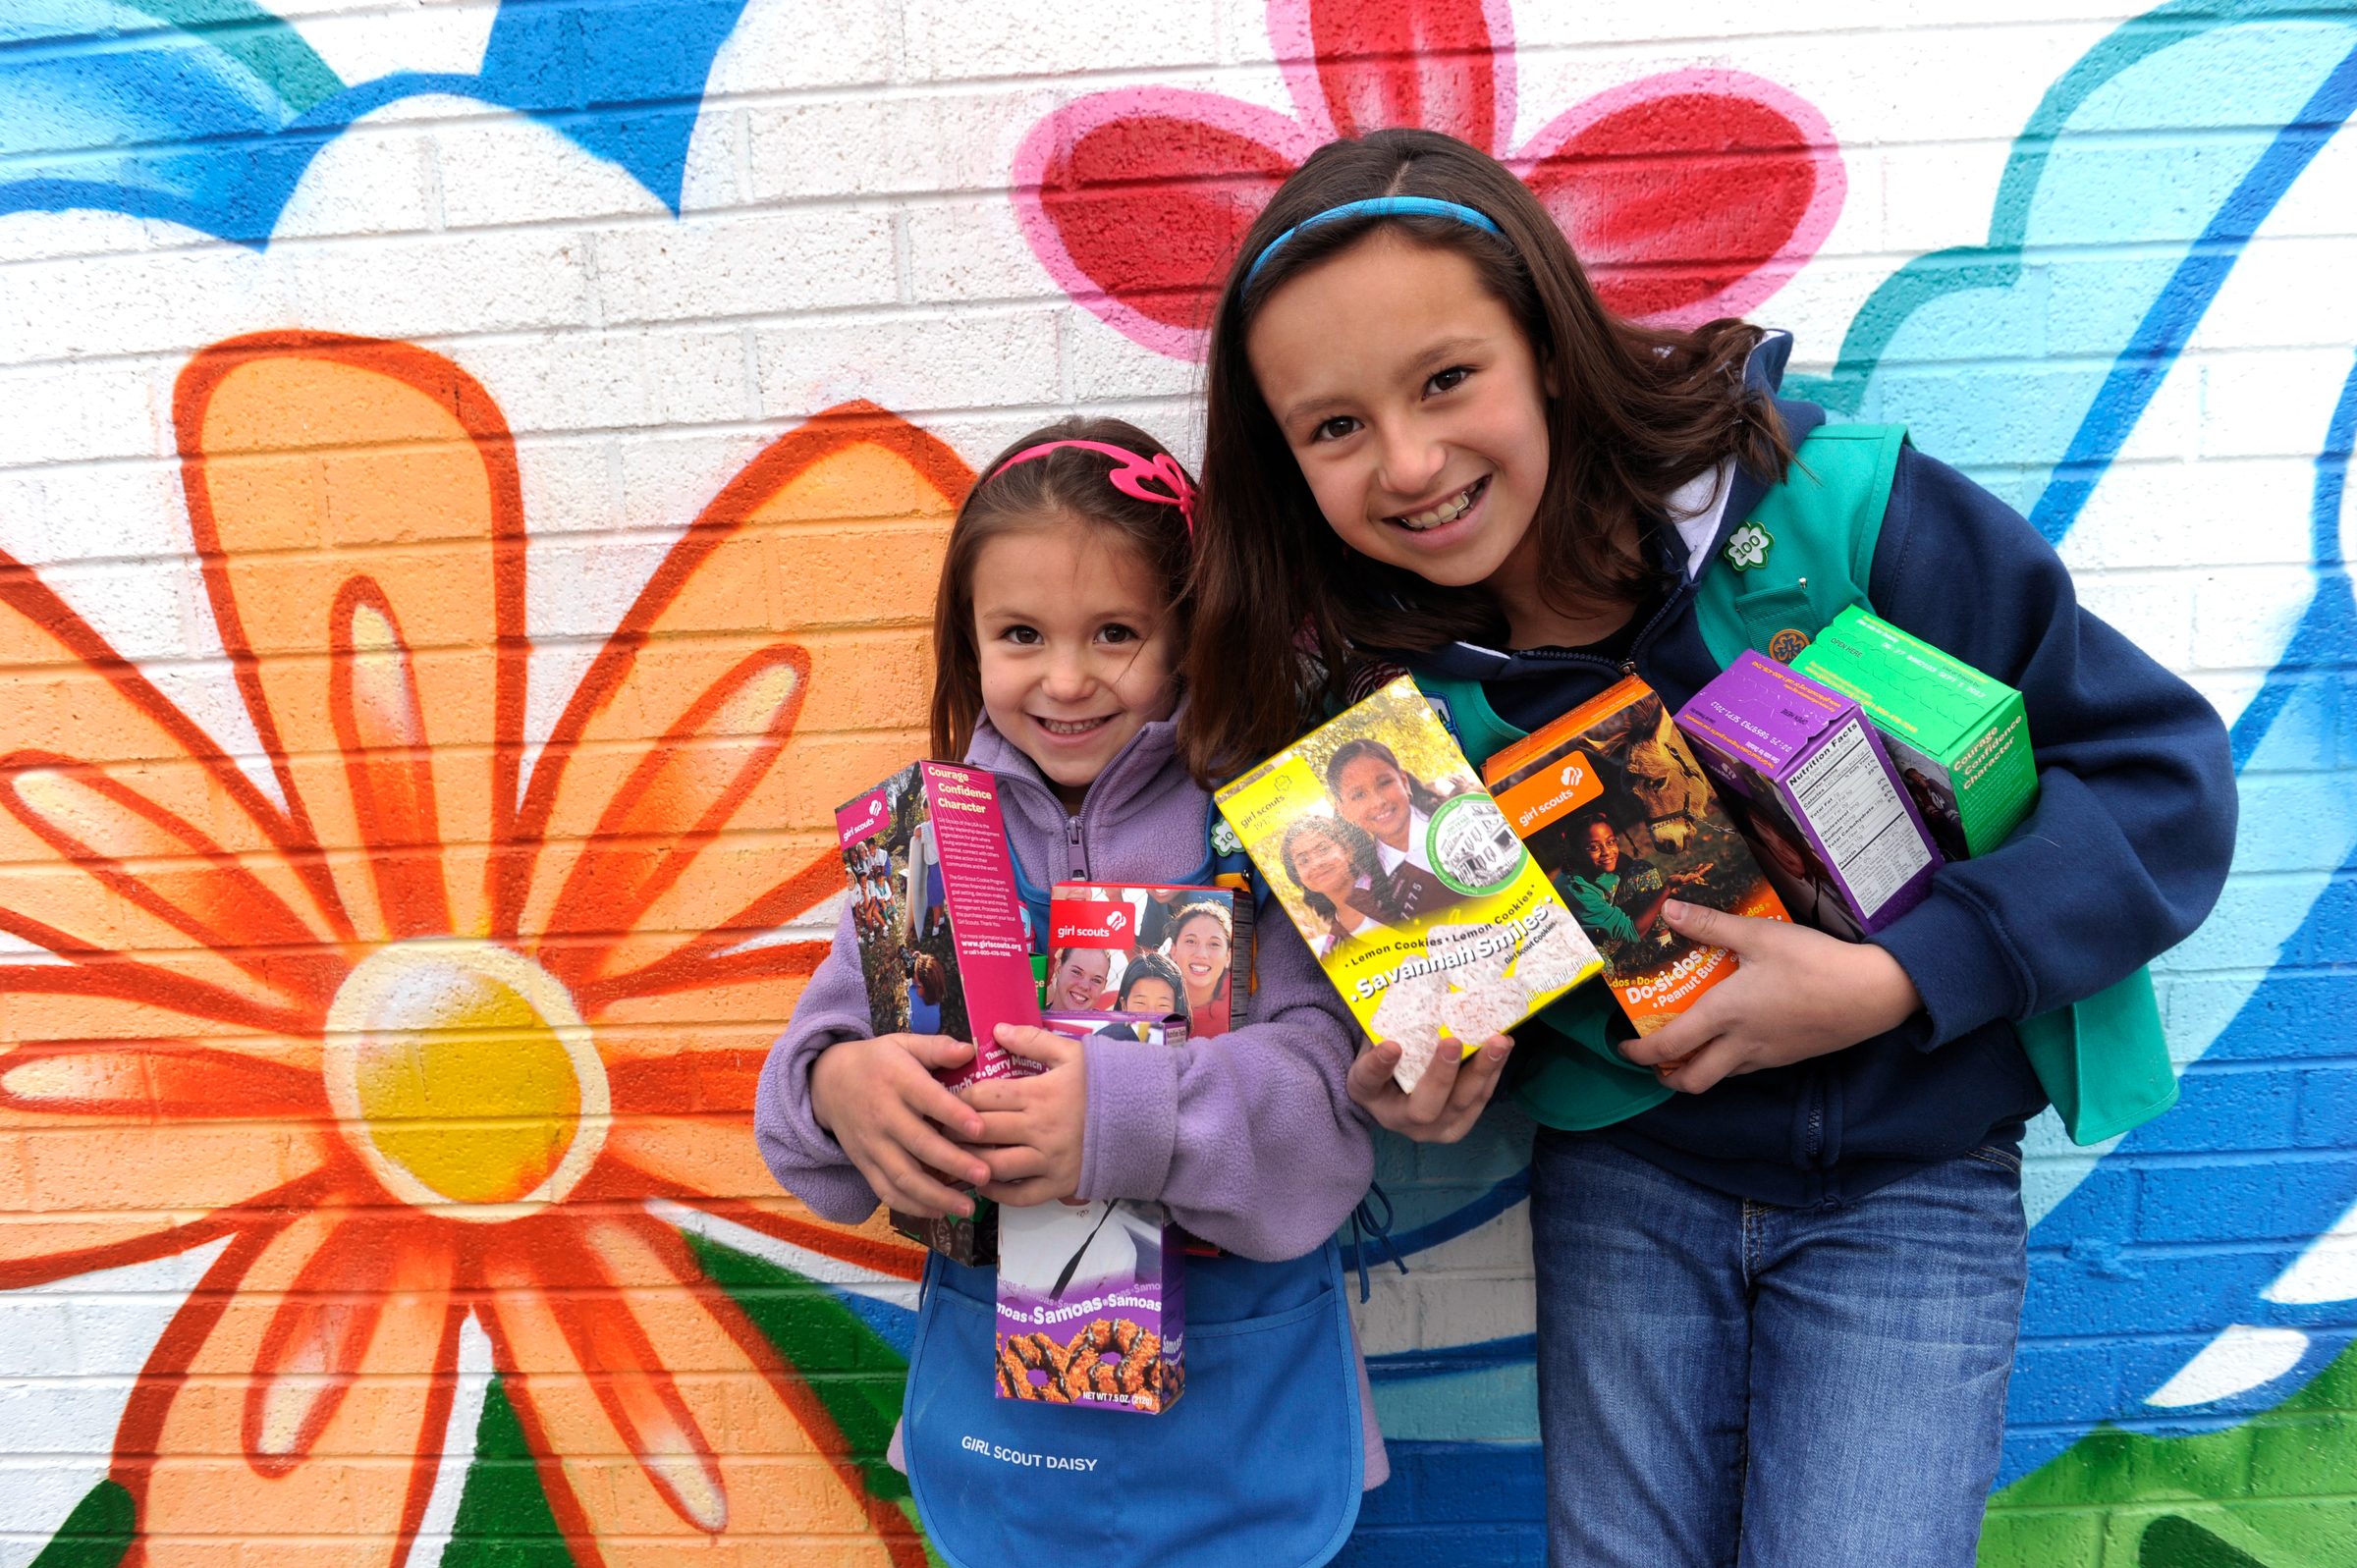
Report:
1413,336,2238,1206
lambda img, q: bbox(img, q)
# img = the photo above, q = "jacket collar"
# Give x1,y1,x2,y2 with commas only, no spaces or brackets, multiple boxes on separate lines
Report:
964,702,1184,815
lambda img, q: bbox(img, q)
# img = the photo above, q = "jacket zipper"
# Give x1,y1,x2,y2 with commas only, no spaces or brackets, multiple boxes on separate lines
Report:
1067,813,1087,880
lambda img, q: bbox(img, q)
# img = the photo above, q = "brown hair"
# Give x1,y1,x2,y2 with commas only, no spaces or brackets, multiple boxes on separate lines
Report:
929,416,1195,760
1279,814,1383,921
1180,128,1793,783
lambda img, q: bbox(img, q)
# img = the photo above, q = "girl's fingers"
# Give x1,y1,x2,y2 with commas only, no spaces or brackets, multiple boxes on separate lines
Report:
868,1148,970,1217
959,1108,1037,1147
976,1144,1050,1185
1623,992,1729,1067
980,1176,1058,1207
900,1075,987,1141
1405,1036,1466,1113
893,1115,993,1189
995,1022,1082,1069
1659,1036,1743,1096
1346,1041,1405,1108
1447,1035,1513,1110
959,1078,1033,1114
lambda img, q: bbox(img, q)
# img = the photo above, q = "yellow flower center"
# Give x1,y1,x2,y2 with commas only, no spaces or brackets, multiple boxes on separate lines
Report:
323,941,609,1217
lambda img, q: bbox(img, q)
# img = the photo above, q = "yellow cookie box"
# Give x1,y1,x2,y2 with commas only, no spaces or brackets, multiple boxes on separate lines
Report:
1214,676,1604,1092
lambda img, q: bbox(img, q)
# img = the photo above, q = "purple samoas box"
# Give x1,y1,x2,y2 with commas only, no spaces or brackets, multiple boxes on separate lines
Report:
995,1015,1185,1414
1674,651,1944,940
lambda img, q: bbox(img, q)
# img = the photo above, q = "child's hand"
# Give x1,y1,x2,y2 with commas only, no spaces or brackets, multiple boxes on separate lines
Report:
807,1034,990,1217
958,1024,1087,1207
1345,1032,1514,1144
1617,901,1923,1094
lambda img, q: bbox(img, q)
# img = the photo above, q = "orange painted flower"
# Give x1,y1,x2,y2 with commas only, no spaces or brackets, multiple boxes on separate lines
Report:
0,333,963,1566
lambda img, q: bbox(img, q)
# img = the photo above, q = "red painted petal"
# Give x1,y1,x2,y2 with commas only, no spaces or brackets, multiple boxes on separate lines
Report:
1519,73,1844,326
1015,89,1321,358
1288,0,1506,150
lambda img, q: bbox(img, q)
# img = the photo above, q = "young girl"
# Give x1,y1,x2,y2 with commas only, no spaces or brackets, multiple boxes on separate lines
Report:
755,417,1384,1568
1280,816,1394,953
1108,948,1189,1027
1045,945,1114,1011
1179,129,2235,1567
1161,899,1233,1024
1323,737,1461,917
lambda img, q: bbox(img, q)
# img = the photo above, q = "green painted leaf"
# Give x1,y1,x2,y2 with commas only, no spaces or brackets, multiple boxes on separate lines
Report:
445,1377,573,1568
1983,1337,2357,1567
685,1230,913,1505
2142,1515,2270,1568
30,1479,132,1568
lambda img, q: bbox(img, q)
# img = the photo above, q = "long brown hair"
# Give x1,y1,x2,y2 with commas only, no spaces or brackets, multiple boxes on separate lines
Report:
1180,128,1793,783
929,416,1195,760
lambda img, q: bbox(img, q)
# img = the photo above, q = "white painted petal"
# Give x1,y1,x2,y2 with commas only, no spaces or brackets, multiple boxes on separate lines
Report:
281,0,499,86
2266,1198,2357,1305
408,1312,495,1568
2147,1325,2311,1408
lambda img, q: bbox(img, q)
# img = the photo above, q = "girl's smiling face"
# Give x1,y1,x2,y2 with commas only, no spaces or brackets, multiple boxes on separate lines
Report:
1123,976,1178,1016
1051,947,1111,1009
1168,914,1230,1002
1335,754,1413,848
972,520,1177,808
1582,820,1620,875
1288,827,1355,899
1246,233,1552,592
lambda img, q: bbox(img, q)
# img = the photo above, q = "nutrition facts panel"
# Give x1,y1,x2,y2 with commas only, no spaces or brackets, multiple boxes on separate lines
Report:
1788,723,1932,917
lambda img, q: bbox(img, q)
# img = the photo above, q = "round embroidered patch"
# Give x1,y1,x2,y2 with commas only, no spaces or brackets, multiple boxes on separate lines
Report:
1768,627,1811,664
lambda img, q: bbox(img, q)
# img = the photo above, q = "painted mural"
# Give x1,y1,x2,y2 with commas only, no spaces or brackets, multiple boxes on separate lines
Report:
0,1,2348,1564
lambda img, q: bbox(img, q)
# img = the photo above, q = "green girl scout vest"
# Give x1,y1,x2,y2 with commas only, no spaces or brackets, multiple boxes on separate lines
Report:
1413,424,2177,1147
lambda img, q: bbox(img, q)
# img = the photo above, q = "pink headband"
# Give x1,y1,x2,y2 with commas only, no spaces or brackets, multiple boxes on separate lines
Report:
988,439,1196,533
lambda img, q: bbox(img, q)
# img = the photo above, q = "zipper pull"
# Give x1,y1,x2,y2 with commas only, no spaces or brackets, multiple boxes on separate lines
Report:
1620,659,1638,676
1067,815,1085,880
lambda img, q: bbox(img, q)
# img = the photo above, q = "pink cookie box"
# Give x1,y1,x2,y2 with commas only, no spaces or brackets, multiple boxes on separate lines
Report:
837,761,1042,1090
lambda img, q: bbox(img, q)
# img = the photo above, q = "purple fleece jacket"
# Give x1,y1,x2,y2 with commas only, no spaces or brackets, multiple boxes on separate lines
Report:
754,710,1388,1483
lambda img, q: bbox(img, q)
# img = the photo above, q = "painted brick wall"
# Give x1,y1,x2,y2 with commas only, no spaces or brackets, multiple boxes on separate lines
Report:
0,2,2343,1565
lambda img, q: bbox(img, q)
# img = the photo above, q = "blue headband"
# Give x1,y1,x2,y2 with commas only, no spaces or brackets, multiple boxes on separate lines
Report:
1243,196,1505,290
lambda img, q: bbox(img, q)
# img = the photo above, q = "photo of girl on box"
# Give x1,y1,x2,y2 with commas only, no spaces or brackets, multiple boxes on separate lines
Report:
1742,790,1866,943
1162,899,1234,1031
1323,736,1468,918
1554,814,1716,973
1046,945,1113,1011
1280,814,1395,955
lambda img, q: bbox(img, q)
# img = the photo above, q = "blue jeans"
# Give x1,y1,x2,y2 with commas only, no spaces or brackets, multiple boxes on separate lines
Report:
1528,1132,2026,1568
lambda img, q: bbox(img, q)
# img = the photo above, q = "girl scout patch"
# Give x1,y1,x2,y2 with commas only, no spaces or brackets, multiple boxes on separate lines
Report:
1723,521,1773,572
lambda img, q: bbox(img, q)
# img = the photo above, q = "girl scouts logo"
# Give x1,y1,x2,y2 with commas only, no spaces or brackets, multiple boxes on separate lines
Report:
1724,521,1774,571
1211,819,1243,856
1769,627,1811,663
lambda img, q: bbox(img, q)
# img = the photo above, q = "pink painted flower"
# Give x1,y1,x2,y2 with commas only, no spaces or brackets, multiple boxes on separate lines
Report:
1015,0,1845,357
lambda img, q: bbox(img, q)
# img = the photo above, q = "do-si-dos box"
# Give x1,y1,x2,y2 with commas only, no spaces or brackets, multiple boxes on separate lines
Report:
1483,676,1790,1035
1215,675,1603,1094
997,1013,1184,1414
1788,605,2039,863
1675,653,1944,941
837,761,1041,1088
